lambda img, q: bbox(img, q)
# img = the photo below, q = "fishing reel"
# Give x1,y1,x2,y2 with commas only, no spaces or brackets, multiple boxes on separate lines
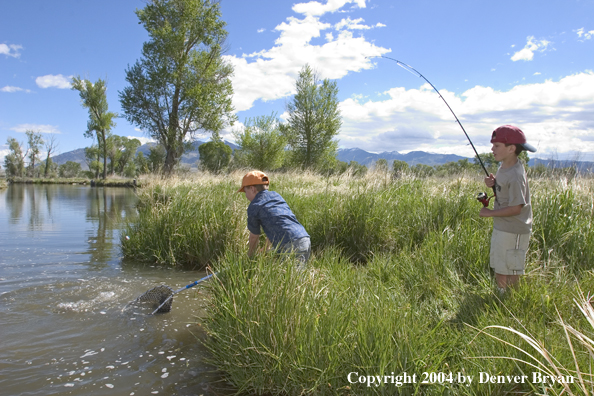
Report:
476,192,493,207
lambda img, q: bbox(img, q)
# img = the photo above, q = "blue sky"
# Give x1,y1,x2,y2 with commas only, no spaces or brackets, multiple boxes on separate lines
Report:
2,0,594,165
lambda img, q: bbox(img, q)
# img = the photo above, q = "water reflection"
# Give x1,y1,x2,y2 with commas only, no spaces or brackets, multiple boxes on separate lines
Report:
2,184,138,269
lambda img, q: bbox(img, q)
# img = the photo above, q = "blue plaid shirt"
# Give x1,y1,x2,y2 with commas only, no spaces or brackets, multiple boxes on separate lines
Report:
247,190,309,248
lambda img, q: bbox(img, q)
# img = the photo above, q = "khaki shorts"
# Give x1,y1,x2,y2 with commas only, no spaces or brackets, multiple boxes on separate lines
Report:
490,229,530,275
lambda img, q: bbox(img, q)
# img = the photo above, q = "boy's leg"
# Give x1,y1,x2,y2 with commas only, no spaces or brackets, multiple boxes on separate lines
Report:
279,237,311,270
495,273,520,289
491,229,529,290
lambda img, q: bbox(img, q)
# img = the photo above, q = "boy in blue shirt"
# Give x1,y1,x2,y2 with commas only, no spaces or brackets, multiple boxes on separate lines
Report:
238,171,311,267
480,125,536,292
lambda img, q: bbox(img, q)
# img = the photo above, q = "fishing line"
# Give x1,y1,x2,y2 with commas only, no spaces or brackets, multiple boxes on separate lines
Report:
368,56,492,180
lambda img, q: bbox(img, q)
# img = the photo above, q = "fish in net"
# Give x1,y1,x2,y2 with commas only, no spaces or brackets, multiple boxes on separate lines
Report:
126,285,174,313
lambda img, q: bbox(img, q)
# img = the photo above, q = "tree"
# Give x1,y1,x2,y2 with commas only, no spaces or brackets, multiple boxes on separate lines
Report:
375,158,389,172
116,137,141,175
59,161,82,178
233,113,287,171
283,64,341,169
119,0,236,175
25,130,44,177
392,160,409,177
43,134,59,178
104,135,141,175
4,137,26,177
72,77,117,180
134,152,150,175
147,144,167,173
519,151,530,166
198,140,232,172
84,146,103,179
348,160,367,178
474,153,498,174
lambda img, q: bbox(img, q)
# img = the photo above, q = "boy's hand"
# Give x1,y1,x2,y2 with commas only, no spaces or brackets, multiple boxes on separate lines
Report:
484,173,496,187
479,208,492,217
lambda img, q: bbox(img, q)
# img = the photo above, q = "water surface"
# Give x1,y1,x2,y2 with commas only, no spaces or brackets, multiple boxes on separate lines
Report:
0,184,225,396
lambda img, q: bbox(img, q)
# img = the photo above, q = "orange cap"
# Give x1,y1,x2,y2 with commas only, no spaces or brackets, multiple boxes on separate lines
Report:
237,171,269,192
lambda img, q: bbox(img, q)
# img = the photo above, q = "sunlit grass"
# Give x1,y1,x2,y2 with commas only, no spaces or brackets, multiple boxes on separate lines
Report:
123,170,594,394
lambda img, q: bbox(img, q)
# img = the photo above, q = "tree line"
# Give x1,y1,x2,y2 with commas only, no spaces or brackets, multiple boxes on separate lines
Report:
0,0,554,180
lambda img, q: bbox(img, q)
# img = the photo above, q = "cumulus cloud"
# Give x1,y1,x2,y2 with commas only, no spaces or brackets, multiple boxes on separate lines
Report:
126,136,155,145
35,74,72,89
1,86,31,93
338,72,594,158
0,43,22,58
0,147,10,167
224,0,389,111
511,36,552,62
11,124,61,134
576,27,594,41
292,0,366,17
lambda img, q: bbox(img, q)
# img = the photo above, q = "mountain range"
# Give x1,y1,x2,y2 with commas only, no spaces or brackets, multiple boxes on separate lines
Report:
49,140,594,171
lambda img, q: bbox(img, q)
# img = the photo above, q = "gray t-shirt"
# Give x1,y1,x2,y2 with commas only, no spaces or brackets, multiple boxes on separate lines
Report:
493,160,532,234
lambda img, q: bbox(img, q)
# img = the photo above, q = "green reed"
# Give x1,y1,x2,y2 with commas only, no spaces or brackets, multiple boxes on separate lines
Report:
123,172,594,394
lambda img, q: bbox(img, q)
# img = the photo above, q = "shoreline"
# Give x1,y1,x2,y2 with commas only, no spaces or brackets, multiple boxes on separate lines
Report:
6,177,140,188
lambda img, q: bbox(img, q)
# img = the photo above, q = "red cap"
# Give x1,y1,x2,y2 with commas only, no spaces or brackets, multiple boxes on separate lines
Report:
237,171,269,192
491,125,536,153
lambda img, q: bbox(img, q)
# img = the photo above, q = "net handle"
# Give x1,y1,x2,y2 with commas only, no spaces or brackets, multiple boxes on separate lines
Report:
150,273,216,315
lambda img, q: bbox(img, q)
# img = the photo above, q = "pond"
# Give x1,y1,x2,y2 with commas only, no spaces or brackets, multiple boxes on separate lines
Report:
0,184,227,396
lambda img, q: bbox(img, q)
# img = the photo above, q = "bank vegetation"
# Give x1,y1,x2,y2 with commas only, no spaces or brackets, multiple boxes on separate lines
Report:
123,170,594,395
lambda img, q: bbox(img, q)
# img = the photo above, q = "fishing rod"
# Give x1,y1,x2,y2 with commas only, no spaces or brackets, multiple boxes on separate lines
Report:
370,56,496,204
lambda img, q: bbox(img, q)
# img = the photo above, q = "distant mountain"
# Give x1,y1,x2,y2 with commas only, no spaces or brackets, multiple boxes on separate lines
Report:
531,158,594,172
50,148,88,169
48,143,594,172
50,140,241,170
336,148,468,167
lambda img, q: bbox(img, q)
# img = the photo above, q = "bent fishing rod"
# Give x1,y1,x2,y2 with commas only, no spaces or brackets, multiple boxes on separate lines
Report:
369,56,497,203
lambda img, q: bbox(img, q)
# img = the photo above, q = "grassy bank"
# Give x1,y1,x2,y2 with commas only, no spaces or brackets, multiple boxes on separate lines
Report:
7,176,141,187
123,171,594,394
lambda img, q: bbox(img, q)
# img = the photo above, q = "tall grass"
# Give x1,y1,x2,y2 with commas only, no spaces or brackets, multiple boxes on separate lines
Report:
123,171,594,394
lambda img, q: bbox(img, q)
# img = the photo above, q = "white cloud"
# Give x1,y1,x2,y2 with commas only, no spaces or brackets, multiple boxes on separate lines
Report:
257,28,266,33
11,124,61,134
533,72,541,76
335,17,371,30
511,36,551,62
224,1,389,111
0,148,9,167
576,27,594,41
292,0,366,17
338,71,594,158
1,86,31,93
35,74,72,89
126,136,155,146
0,43,22,58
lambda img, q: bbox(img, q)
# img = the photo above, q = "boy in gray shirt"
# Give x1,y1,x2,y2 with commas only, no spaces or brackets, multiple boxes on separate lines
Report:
479,125,536,292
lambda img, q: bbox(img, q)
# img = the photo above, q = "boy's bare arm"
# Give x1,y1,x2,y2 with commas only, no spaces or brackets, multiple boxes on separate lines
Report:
480,204,523,218
248,232,260,257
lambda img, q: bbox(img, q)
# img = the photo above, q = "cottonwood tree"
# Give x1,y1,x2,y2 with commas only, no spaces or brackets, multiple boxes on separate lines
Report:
72,77,117,180
233,113,287,171
43,134,59,178
198,140,231,172
147,144,167,173
283,64,341,170
104,135,141,175
25,130,44,177
84,146,103,179
59,161,82,178
4,137,26,177
119,0,235,175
